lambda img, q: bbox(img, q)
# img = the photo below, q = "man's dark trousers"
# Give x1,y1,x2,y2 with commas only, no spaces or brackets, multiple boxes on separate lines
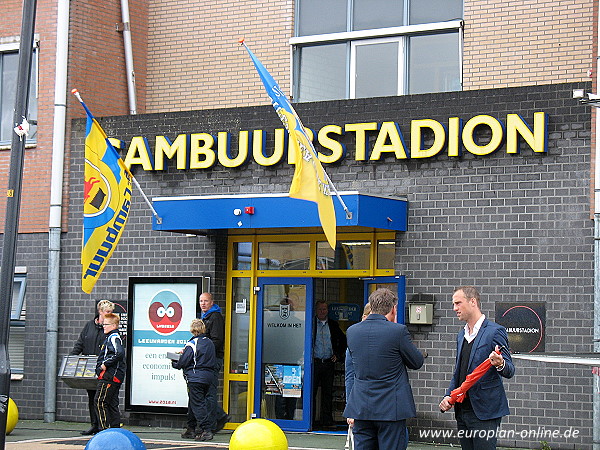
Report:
312,358,335,425
94,380,122,429
455,407,501,450
353,419,407,450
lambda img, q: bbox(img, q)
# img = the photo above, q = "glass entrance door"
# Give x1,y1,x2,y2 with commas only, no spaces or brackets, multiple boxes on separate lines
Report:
254,277,313,431
363,276,406,323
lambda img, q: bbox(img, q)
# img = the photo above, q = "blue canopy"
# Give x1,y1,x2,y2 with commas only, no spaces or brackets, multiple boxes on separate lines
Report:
151,192,407,234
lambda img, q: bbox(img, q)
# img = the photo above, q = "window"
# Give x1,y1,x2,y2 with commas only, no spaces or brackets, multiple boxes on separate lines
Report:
0,40,38,146
316,240,371,270
292,0,462,102
10,272,27,376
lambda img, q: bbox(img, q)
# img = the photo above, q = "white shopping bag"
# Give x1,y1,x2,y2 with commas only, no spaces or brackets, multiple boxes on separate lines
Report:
344,424,354,450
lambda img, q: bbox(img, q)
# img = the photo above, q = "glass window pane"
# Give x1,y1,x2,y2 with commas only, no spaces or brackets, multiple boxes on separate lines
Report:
11,277,26,320
229,278,250,374
297,0,348,36
377,240,395,269
408,32,460,94
258,242,311,270
353,0,404,31
232,242,252,270
409,0,463,25
228,381,248,424
297,44,347,102
1,52,18,143
1,51,37,145
317,241,371,270
261,284,306,421
355,41,399,98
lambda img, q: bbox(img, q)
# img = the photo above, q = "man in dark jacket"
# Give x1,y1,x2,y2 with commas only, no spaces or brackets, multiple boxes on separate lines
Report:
312,300,346,428
439,286,515,450
70,300,114,435
94,313,126,431
174,318,216,441
344,289,423,450
196,292,230,433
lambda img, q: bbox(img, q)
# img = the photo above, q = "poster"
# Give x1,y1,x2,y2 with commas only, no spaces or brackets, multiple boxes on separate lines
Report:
264,364,302,398
495,302,546,353
128,280,199,409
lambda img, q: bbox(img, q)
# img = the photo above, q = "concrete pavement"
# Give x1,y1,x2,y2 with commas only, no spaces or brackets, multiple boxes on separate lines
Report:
5,420,456,450
5,420,527,449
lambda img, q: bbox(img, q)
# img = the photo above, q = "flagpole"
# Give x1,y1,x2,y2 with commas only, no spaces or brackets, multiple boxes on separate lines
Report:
130,176,162,224
323,172,352,220
71,89,162,224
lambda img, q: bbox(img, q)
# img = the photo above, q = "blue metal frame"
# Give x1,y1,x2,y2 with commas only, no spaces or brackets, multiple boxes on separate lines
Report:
254,277,314,431
363,276,406,324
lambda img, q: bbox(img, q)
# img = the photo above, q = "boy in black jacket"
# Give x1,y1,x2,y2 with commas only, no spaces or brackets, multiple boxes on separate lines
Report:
173,319,216,441
94,313,126,430
70,299,114,435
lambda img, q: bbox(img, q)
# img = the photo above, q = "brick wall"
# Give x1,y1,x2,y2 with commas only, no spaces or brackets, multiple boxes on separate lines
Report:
143,0,595,112
463,0,594,90
144,0,294,112
12,81,587,449
0,0,57,233
3,233,49,416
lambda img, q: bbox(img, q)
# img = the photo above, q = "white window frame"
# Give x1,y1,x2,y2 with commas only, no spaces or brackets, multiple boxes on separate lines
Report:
10,269,27,377
350,35,405,99
290,20,462,102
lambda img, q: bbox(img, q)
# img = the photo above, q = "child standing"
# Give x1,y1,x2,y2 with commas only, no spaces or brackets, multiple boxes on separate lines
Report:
173,318,216,441
94,312,126,430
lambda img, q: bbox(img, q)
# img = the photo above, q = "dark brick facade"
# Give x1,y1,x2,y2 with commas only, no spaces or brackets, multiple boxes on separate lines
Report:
7,81,594,449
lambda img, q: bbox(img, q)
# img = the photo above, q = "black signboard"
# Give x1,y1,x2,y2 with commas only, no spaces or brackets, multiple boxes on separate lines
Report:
495,302,546,353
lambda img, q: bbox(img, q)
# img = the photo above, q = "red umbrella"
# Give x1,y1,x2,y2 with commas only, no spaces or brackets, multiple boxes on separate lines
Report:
447,345,506,406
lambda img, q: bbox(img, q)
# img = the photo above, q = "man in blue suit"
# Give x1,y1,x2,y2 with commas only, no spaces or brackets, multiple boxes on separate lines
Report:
439,286,515,450
344,288,424,450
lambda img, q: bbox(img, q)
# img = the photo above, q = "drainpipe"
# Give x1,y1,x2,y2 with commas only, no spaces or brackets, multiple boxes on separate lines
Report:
44,0,69,423
594,2,600,447
120,0,137,114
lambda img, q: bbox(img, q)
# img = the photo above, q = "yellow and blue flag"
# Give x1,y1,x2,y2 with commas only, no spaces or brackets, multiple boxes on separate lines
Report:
74,90,133,294
241,40,337,249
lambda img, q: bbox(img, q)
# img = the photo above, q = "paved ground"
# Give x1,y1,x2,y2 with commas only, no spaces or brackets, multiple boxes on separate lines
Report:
5,420,524,449
4,420,448,450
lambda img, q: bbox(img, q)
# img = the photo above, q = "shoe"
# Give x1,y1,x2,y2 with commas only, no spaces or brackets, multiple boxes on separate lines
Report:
214,414,231,433
200,430,214,441
181,427,195,439
80,427,99,436
194,430,205,441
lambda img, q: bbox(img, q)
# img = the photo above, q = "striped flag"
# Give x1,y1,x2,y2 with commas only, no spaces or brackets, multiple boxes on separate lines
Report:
241,40,337,249
74,89,133,294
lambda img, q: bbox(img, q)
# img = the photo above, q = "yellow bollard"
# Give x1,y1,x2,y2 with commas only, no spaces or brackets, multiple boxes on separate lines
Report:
6,398,18,435
229,418,288,450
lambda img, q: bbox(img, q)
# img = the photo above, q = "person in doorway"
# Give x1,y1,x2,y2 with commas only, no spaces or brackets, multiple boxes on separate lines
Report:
70,299,115,436
344,302,371,428
343,288,423,450
312,300,347,428
439,286,515,450
174,319,216,442
94,313,125,431
196,292,231,433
